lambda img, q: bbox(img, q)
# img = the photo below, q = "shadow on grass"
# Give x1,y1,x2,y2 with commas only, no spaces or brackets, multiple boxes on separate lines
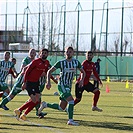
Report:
77,120,133,131
0,121,68,130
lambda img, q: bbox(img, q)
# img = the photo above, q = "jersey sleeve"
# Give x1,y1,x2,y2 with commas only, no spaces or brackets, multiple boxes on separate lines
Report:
77,60,82,69
53,61,60,69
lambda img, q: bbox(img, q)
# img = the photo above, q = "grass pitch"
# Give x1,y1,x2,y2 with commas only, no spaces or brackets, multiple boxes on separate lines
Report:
0,81,133,133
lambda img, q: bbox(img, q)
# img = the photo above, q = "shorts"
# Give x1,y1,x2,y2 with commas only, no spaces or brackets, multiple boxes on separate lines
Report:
58,84,72,101
39,83,45,93
75,82,98,99
0,82,8,91
26,81,40,96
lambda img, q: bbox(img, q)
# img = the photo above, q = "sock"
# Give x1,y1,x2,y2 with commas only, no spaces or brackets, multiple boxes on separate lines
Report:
0,96,11,106
47,103,59,110
93,90,100,107
35,97,41,114
2,92,8,99
68,100,74,120
74,98,80,106
19,100,33,112
24,101,39,115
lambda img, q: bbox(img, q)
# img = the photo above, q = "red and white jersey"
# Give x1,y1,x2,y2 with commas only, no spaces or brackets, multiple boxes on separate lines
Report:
77,60,101,85
24,58,50,82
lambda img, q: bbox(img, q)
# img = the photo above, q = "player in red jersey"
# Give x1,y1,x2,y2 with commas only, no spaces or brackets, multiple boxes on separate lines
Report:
75,51,103,112
14,48,51,120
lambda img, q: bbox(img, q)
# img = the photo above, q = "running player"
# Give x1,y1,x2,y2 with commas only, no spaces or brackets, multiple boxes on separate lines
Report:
0,66,28,110
0,65,57,114
14,48,52,120
74,51,103,112
38,46,85,126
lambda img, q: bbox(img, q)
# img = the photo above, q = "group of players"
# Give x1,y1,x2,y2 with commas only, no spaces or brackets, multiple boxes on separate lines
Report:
0,46,102,126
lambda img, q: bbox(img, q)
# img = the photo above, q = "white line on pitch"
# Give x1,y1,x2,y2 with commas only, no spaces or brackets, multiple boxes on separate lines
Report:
0,112,64,133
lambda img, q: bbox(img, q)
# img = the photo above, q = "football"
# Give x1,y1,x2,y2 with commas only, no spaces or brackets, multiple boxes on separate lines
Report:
54,91,59,96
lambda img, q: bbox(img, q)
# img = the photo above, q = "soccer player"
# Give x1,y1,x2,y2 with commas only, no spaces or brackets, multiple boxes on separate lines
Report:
0,66,28,110
0,51,15,110
14,48,51,120
74,51,103,112
38,46,85,126
0,64,57,114
94,58,101,88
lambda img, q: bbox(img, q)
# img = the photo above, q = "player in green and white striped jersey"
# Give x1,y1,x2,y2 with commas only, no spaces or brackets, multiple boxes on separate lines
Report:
0,51,15,110
38,46,85,126
20,48,36,71
0,66,27,110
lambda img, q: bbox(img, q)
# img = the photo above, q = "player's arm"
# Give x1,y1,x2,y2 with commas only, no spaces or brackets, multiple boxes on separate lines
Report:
8,68,16,78
48,64,58,84
46,61,60,89
50,75,58,84
77,61,86,87
46,67,56,90
78,68,85,87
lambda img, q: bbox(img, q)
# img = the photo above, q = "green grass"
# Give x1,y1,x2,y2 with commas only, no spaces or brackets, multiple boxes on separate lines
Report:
0,81,133,133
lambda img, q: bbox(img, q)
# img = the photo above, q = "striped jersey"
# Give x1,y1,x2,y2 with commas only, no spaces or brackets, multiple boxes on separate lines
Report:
0,60,14,82
53,58,82,88
15,73,24,86
21,56,32,67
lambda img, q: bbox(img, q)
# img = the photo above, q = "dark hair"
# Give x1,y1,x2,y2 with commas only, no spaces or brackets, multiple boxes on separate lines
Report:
12,58,16,61
4,51,10,55
40,48,49,53
86,51,93,55
65,46,74,51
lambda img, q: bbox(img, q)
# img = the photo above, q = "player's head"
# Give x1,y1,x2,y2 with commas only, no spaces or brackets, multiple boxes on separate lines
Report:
65,46,74,60
39,48,49,60
29,48,36,60
86,51,93,61
97,58,101,62
11,58,16,65
4,51,10,61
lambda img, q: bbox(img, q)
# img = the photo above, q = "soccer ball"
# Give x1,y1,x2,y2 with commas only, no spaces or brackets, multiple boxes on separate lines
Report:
54,92,59,96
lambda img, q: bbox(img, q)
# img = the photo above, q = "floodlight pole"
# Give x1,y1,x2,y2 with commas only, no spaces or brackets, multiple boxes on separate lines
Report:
15,0,18,32
99,1,108,51
120,0,124,57
38,0,41,51
91,0,94,51
75,0,82,59
5,0,8,50
63,0,66,56
50,0,53,53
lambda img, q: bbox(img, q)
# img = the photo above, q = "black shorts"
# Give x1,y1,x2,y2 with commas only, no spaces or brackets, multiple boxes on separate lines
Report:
26,81,40,96
75,82,97,99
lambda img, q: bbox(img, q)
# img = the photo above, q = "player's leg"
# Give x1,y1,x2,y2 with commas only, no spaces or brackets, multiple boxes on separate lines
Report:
19,82,41,120
74,83,84,106
38,85,68,113
66,95,79,126
0,82,10,110
35,84,47,118
0,82,10,99
0,86,22,109
86,82,102,112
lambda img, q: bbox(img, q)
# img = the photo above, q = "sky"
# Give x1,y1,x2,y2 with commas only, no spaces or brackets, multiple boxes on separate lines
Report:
0,0,133,52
